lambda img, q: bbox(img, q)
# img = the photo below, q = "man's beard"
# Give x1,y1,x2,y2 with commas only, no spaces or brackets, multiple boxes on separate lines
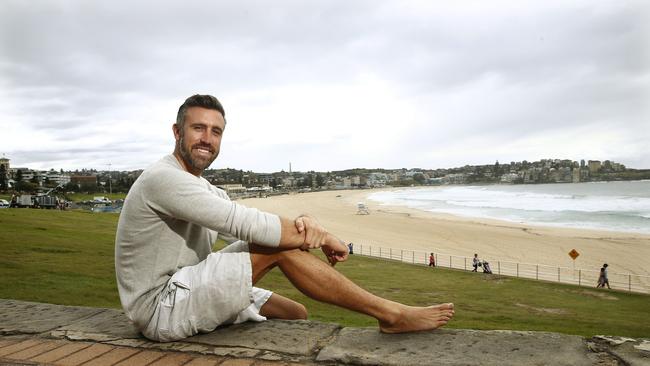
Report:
178,135,219,173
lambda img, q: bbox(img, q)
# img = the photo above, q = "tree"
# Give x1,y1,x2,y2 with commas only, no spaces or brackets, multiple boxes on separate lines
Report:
64,182,78,192
80,183,99,194
315,173,324,188
413,173,426,184
302,174,313,188
0,164,6,191
15,181,38,193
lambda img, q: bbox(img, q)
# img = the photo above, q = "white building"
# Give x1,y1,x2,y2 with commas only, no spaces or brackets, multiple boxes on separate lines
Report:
45,172,71,186
367,173,388,187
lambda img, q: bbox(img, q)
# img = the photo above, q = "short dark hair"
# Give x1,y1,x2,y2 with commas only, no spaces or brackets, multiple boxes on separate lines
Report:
176,94,226,129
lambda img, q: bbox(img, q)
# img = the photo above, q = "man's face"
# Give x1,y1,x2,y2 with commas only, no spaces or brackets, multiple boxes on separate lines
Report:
173,106,225,175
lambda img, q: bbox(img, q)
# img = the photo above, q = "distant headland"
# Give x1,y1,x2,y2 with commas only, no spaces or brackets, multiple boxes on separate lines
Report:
1,156,649,196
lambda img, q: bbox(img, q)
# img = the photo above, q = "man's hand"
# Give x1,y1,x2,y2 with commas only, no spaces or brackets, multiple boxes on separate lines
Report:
295,214,327,250
321,234,349,266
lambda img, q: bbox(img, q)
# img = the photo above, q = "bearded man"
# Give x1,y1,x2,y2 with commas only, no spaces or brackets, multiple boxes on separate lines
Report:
115,94,454,342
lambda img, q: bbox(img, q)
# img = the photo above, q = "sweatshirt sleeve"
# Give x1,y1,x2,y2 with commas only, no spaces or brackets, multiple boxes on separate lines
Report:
142,166,281,247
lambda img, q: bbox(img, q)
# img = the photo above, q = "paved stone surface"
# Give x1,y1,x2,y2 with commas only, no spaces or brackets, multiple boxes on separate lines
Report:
590,336,650,366
317,327,599,366
186,319,340,356
0,300,102,335
52,309,142,341
1,299,647,365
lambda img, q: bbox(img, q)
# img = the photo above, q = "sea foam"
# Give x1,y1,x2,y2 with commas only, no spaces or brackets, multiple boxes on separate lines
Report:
368,181,650,234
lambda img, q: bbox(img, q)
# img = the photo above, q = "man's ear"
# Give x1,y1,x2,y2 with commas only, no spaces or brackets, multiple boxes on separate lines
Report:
172,123,181,142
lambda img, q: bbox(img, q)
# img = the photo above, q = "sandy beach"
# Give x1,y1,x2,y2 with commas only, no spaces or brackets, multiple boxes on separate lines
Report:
241,189,650,286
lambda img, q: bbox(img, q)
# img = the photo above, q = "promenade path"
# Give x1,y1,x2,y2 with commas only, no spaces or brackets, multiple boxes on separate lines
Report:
0,299,648,366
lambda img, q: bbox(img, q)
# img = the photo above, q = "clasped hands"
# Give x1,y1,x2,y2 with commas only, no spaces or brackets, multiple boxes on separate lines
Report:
294,215,348,266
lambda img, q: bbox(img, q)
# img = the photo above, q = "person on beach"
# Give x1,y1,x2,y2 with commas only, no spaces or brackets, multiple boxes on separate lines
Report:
115,94,455,342
597,263,610,289
472,253,479,272
429,252,436,267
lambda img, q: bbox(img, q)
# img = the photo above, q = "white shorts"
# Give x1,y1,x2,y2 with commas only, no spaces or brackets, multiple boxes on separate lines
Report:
143,241,272,342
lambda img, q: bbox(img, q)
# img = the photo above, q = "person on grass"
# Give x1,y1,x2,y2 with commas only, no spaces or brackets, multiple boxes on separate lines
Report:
115,94,455,342
597,263,611,289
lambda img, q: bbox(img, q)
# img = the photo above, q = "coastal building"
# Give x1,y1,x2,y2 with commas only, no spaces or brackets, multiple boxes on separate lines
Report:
218,183,247,196
256,173,274,186
282,176,296,188
572,168,581,183
14,168,36,182
367,173,388,187
523,168,542,183
341,177,352,188
580,168,590,181
588,160,602,173
426,177,444,185
45,172,71,186
443,173,467,184
500,173,520,184
549,167,572,183
70,175,98,188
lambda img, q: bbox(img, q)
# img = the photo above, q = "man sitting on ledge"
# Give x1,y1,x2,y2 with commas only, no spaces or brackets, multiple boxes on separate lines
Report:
114,94,455,342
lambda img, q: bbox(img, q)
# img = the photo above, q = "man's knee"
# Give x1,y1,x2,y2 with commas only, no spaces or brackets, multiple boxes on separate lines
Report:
261,293,308,320
292,302,308,320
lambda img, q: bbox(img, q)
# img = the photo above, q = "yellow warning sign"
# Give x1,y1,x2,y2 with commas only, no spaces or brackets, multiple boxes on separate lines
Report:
568,249,580,260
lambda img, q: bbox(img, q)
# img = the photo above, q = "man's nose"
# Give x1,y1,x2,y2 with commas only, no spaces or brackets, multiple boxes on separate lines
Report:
199,130,213,143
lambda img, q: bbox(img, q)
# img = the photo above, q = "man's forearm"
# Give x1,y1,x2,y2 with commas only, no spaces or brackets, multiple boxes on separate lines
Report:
278,216,307,249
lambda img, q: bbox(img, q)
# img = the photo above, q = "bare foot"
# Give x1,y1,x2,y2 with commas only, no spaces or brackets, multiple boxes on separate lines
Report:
379,303,455,333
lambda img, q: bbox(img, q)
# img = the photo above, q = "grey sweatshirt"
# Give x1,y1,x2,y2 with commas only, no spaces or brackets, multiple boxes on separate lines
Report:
115,155,281,329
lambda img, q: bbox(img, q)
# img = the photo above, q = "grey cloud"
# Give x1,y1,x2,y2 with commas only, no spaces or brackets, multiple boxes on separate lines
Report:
1,0,648,171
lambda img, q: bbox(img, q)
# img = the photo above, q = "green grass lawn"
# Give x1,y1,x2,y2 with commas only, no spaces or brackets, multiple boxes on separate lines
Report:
0,208,648,337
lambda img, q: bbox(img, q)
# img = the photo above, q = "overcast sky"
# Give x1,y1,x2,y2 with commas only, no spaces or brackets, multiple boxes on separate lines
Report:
1,0,648,173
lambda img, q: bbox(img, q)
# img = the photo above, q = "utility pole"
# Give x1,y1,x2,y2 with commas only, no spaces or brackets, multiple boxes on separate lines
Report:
107,163,112,195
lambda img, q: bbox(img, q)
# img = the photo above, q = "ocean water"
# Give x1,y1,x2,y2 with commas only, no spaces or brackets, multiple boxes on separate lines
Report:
367,180,650,234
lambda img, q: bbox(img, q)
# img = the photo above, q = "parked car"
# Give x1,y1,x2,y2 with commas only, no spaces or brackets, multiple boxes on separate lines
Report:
92,196,112,204
0,199,9,208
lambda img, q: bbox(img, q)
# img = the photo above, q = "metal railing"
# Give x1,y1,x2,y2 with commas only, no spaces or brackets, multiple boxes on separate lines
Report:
353,244,650,294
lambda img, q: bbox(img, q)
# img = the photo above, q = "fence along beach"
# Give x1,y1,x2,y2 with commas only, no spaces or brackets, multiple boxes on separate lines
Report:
241,187,650,292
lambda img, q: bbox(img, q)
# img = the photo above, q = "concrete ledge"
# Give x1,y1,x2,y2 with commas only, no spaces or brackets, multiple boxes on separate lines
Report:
1,299,648,365
0,299,103,334
318,328,596,365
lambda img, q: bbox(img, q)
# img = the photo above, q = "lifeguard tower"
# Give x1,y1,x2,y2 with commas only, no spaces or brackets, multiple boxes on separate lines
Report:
356,202,370,215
